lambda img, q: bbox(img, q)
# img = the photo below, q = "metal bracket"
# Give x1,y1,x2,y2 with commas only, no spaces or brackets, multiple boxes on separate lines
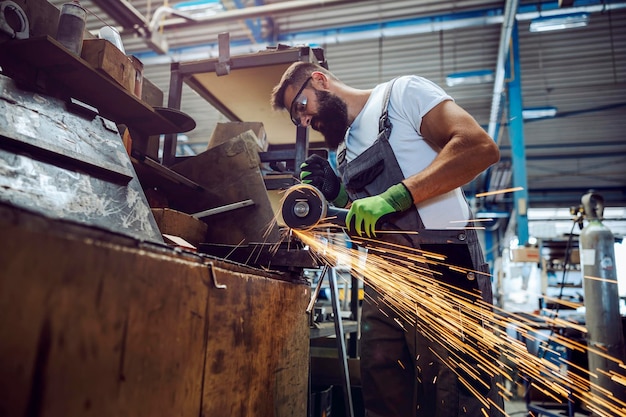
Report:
207,262,227,289
216,32,231,76
65,97,99,120
100,117,118,133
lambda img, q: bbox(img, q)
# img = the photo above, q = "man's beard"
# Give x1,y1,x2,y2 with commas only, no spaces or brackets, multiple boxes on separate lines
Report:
311,90,349,150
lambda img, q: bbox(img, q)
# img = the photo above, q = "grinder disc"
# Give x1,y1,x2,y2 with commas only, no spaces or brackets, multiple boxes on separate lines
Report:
281,184,327,230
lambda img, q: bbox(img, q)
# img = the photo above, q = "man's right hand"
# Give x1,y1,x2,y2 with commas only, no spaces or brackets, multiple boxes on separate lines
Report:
300,154,348,207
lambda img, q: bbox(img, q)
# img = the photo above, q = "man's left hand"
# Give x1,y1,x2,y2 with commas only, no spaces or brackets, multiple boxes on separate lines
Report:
346,183,413,237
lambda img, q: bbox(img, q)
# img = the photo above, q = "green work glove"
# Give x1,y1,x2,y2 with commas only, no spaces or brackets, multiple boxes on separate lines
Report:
346,183,413,237
300,154,349,207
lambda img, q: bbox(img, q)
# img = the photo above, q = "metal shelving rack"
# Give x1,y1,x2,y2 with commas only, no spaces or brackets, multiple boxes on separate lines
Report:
162,43,327,179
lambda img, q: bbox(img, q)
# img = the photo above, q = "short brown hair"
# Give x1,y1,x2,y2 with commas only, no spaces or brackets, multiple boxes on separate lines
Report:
270,62,336,110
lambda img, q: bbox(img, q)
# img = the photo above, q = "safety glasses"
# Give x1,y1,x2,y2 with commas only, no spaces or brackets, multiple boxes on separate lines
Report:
290,76,312,126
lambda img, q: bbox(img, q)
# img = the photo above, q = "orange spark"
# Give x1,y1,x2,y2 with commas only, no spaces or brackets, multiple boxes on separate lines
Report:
475,187,524,198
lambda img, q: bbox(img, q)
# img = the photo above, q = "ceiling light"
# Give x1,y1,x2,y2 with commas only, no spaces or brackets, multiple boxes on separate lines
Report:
522,106,558,120
529,12,589,33
445,70,494,87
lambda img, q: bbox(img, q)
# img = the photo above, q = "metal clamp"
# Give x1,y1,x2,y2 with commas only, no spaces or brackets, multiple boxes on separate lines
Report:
216,32,231,76
207,262,227,289
0,1,29,39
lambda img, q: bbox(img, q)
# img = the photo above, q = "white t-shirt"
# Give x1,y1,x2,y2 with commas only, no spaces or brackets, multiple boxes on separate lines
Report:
344,75,470,229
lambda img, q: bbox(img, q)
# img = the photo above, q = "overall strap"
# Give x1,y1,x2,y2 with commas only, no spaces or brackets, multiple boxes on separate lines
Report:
378,77,399,138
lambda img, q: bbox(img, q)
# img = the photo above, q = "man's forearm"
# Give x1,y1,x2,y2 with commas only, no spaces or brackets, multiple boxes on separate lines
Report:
402,134,499,204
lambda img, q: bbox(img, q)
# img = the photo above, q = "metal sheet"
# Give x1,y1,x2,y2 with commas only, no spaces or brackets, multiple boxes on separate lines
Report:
0,75,163,243
168,134,282,246
0,76,134,182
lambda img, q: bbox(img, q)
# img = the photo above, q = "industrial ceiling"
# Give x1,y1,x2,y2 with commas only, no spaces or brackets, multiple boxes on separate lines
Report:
49,0,626,220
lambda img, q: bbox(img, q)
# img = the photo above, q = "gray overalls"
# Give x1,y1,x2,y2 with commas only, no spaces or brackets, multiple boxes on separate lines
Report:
337,80,504,417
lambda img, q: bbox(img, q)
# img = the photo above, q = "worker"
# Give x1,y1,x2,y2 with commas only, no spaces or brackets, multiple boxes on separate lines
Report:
271,62,504,417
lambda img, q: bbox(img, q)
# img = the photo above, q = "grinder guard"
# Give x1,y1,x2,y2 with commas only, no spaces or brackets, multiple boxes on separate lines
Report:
281,184,348,230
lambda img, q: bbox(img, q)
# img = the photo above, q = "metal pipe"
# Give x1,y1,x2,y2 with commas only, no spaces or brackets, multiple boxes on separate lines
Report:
157,0,358,27
487,0,518,140
90,0,147,29
157,1,626,30
134,2,626,63
148,6,195,33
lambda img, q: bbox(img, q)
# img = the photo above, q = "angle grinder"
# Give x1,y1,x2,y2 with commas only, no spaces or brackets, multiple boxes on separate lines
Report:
281,184,348,230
